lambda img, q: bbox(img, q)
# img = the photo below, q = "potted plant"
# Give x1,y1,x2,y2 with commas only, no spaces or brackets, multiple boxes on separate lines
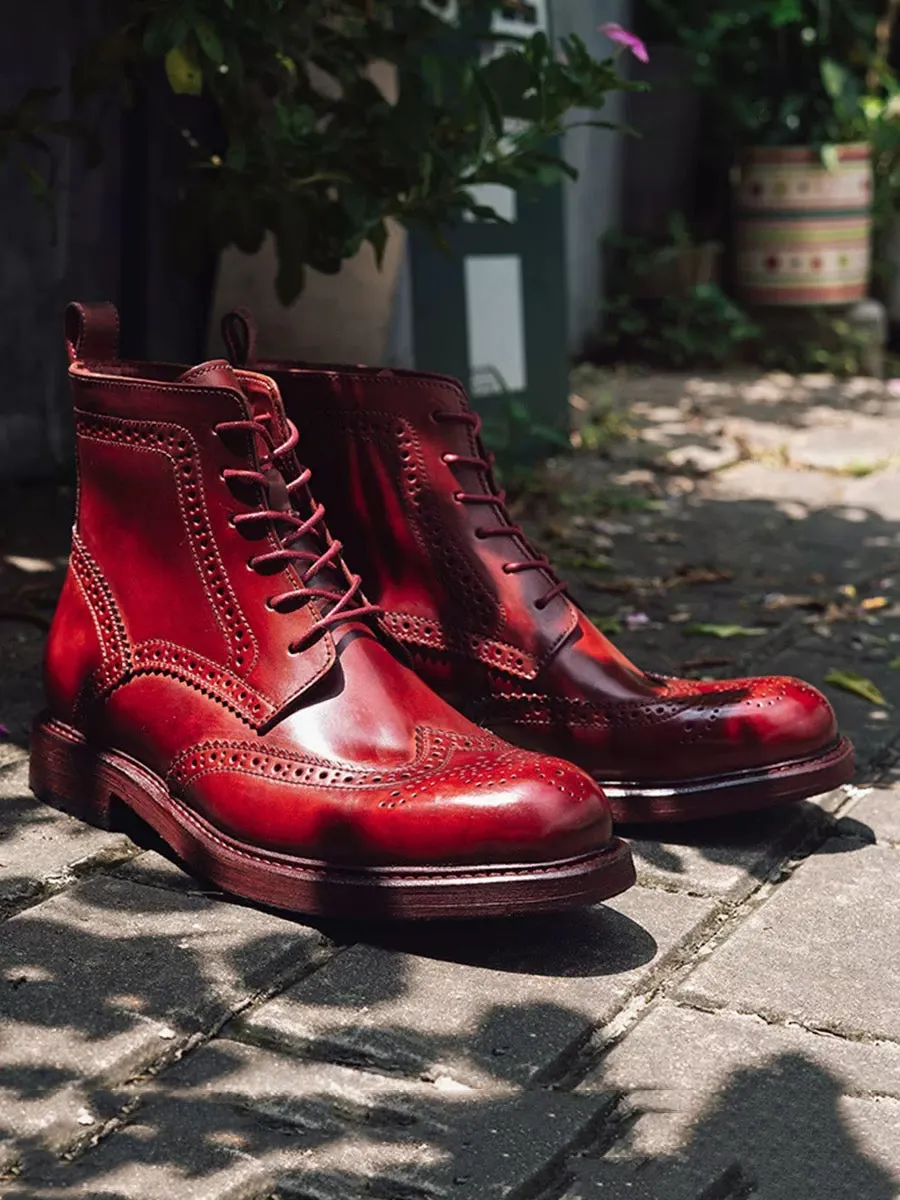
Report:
643,0,893,307
3,2,640,312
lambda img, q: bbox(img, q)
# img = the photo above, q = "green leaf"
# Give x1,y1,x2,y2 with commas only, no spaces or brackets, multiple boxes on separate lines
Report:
683,623,767,639
367,220,389,269
820,143,840,171
556,553,612,571
594,617,622,635
474,71,504,138
824,669,888,706
193,21,224,66
769,0,803,26
165,44,203,96
272,199,309,305
890,656,900,670
274,249,305,306
820,58,848,102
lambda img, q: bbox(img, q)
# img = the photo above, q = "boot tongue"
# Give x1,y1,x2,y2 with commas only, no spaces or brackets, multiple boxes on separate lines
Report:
176,359,244,392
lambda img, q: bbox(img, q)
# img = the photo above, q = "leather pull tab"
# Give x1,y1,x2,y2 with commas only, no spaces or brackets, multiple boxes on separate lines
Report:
64,301,120,365
221,307,258,368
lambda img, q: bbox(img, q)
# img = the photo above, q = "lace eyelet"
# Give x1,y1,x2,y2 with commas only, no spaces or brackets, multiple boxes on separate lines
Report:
474,527,487,539
265,597,276,611
501,563,513,574
452,491,465,503
430,410,444,423
246,557,258,571
534,598,548,611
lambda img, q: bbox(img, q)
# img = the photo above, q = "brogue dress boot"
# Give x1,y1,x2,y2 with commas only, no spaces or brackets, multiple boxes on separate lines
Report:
227,319,855,824
29,303,635,919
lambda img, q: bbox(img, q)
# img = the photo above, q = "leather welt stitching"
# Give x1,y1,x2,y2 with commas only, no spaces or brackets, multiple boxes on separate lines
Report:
75,412,258,675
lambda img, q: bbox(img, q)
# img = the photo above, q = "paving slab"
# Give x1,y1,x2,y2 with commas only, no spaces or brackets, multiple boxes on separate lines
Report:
845,465,900,521
838,784,900,845
10,1038,612,1200
626,795,839,900
0,761,135,913
678,841,900,1042
235,887,716,1088
111,847,225,896
565,1000,900,1200
0,875,333,1169
776,419,900,473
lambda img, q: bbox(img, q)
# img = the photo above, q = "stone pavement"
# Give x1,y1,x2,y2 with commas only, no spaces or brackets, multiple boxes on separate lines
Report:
1,369,899,1198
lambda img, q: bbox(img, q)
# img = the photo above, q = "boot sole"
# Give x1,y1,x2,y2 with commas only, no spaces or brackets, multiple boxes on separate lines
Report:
597,736,855,824
29,715,635,921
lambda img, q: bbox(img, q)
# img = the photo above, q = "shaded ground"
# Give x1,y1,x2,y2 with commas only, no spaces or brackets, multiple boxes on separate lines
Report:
0,369,899,1198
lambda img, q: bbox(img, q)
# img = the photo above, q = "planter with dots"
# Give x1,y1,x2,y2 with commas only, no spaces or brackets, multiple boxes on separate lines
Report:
734,143,872,306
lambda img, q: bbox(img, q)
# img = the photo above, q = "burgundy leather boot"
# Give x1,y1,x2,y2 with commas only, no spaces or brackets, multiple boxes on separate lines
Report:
226,317,855,823
29,303,635,919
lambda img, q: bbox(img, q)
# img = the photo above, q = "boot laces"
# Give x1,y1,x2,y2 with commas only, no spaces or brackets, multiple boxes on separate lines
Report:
433,409,568,611
214,414,381,652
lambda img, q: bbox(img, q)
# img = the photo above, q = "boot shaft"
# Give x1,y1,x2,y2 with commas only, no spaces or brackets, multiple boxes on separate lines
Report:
49,303,358,725
266,360,579,683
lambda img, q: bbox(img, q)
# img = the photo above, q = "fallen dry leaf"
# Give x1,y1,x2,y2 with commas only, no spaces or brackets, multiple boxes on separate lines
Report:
763,593,821,612
663,565,734,590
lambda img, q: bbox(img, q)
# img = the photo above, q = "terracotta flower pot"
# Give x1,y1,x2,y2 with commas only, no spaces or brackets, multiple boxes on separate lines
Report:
734,143,872,306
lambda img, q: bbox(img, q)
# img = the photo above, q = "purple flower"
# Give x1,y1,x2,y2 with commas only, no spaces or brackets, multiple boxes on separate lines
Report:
599,22,649,63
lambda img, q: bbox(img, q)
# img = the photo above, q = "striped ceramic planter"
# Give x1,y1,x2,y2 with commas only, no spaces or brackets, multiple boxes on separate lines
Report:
734,143,872,306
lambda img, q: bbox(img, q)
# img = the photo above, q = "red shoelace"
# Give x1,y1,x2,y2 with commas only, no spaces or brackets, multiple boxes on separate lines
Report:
214,414,381,651
432,409,569,611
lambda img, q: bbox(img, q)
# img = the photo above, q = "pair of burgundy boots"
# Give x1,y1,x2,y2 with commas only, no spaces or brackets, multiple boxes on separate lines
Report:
30,301,855,920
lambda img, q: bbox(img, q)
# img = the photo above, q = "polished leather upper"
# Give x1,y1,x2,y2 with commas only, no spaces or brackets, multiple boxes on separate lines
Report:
264,360,840,783
44,314,613,866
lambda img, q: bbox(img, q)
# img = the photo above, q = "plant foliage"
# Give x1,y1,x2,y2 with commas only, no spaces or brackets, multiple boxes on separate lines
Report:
1,1,639,302
640,0,890,148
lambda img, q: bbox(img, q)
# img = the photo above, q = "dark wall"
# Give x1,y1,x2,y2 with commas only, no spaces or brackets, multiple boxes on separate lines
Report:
0,0,215,481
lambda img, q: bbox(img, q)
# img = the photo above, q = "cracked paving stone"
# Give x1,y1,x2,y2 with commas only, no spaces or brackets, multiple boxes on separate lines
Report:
234,887,716,1087
0,760,134,912
677,841,900,1043
565,1000,900,1199
0,874,333,1169
7,1038,614,1200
